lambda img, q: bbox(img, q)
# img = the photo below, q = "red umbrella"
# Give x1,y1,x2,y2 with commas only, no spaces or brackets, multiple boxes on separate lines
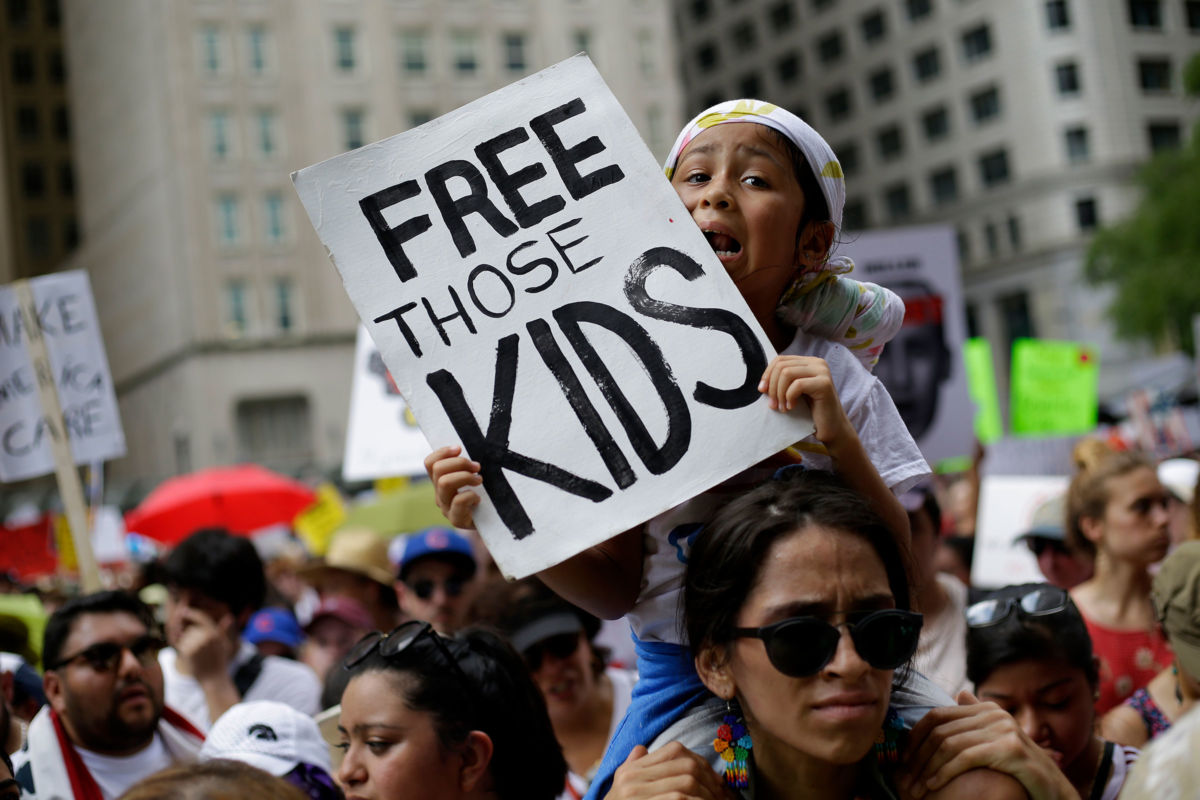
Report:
124,464,317,544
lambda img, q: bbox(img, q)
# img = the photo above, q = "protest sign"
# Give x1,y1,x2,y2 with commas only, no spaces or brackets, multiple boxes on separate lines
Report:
972,474,1069,589
293,56,811,578
0,271,126,482
1010,338,1098,437
841,225,973,467
343,325,432,481
964,338,1003,444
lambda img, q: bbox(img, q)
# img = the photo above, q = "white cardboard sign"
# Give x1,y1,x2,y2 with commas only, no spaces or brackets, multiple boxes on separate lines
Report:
971,474,1069,589
343,324,432,481
0,271,126,482
840,225,973,467
294,56,811,578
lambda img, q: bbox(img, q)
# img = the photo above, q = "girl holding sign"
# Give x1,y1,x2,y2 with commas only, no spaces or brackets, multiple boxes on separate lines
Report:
427,100,934,797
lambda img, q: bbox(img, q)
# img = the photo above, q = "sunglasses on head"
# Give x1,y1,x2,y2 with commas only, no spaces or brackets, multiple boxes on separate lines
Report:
343,620,472,686
965,586,1070,628
49,633,166,672
408,577,466,601
1025,537,1070,558
733,609,922,678
522,632,581,671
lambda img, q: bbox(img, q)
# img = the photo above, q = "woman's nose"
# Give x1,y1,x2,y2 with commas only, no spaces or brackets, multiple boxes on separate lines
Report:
1016,707,1047,741
823,628,870,681
337,746,364,786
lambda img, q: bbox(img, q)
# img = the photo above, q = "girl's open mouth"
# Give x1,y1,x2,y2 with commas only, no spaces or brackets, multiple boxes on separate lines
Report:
703,229,742,257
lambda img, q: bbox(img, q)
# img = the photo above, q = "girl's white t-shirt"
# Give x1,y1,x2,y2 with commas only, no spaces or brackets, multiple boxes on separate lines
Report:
629,330,930,645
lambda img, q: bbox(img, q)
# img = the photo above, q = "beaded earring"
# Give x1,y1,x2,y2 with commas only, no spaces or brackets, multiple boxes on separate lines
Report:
874,707,906,765
712,700,752,790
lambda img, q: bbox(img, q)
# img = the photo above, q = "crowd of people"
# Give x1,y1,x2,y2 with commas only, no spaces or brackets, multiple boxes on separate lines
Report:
2,98,1199,799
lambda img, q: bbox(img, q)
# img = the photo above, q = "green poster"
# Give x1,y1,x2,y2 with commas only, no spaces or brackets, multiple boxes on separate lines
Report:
1010,338,1099,436
963,338,1003,444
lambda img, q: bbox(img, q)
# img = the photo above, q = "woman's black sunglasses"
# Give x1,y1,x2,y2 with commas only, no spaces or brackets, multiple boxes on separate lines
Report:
965,586,1070,629
343,620,472,688
733,609,922,678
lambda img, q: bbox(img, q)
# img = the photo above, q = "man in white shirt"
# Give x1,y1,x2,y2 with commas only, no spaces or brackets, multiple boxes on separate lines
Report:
12,591,204,799
158,529,322,730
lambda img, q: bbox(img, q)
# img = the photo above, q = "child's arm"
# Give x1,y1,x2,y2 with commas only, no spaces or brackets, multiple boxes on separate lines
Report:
425,446,644,619
778,274,904,372
760,355,911,545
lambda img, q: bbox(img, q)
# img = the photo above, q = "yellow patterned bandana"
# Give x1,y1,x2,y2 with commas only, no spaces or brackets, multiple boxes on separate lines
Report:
663,99,845,230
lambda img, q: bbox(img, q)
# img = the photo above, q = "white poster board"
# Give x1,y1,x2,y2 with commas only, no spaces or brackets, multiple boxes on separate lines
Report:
343,324,432,481
0,271,126,482
293,56,811,578
840,225,972,467
971,474,1069,589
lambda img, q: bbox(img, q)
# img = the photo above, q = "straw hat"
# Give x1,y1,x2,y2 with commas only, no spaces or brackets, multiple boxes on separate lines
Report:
300,527,394,588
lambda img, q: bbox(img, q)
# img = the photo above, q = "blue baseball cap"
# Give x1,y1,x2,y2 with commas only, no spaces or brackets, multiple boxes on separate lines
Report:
394,527,477,582
244,607,304,649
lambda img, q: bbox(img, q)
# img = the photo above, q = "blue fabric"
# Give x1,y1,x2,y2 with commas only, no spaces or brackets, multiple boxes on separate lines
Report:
584,634,711,800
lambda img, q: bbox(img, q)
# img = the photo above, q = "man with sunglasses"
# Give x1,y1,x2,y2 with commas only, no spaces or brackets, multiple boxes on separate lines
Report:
394,527,479,635
11,591,204,799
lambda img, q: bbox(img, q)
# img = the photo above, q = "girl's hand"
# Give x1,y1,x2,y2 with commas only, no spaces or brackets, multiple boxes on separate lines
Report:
424,445,482,530
758,356,853,445
605,744,733,800
896,692,1076,800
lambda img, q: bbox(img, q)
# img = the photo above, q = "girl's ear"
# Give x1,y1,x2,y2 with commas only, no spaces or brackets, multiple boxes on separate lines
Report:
797,220,836,269
1078,514,1105,545
458,730,495,793
695,646,736,700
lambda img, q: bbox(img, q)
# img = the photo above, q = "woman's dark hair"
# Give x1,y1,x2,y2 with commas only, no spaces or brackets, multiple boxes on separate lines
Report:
965,582,1098,689
684,469,912,659
344,626,566,800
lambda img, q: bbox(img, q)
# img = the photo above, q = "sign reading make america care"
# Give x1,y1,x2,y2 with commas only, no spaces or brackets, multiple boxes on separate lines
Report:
293,56,811,578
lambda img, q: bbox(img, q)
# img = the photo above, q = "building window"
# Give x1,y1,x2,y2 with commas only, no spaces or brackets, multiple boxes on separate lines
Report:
1128,0,1163,27
884,182,911,221
913,46,940,82
6,0,31,27
929,166,958,205
1187,0,1200,29
452,31,479,74
264,192,286,244
961,24,992,62
825,87,852,122
1064,125,1089,163
334,26,356,72
1046,0,1070,29
740,73,762,97
48,49,65,83
1055,61,1081,94
1075,196,1098,230
868,67,895,101
64,217,79,250
342,109,365,150
572,29,592,56
27,217,50,260
843,199,866,230
817,30,844,63
984,221,999,256
777,53,801,82
734,20,757,48
53,106,69,140
255,109,278,157
236,396,313,469
811,0,835,11
197,25,224,76
957,227,971,264
44,0,60,27
906,0,932,21
208,109,232,160
16,105,38,140
836,141,859,175
978,149,1010,187
1148,121,1181,151
697,42,719,71
922,105,950,140
1007,214,1022,249
999,291,1035,347
860,9,886,42
691,0,711,20
225,279,249,335
21,162,45,198
273,278,295,332
216,194,241,245
12,48,35,83
503,32,527,72
246,24,269,75
59,162,73,197
770,1,796,30
969,85,1001,122
400,30,428,74
1138,58,1171,91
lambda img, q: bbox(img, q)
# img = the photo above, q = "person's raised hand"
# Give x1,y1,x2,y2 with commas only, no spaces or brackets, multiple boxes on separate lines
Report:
897,691,1075,800
605,744,733,800
424,445,482,530
758,356,853,445
173,607,236,682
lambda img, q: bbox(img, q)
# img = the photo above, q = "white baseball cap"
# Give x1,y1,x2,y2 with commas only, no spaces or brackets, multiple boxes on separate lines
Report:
201,700,332,776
